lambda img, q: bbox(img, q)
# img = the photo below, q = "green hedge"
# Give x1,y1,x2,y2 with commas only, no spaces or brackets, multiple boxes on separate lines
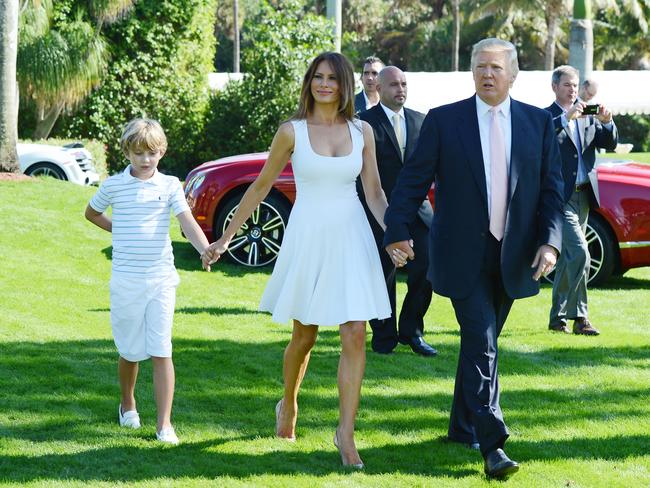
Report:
58,0,217,178
615,114,650,152
198,0,334,162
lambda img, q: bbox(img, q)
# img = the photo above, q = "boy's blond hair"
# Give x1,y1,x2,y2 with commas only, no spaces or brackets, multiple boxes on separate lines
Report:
120,118,168,155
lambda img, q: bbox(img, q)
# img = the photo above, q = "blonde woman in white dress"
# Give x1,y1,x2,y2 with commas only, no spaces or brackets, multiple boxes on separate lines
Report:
207,52,410,468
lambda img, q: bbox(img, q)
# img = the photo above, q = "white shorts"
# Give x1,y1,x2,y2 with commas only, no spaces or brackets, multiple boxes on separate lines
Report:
109,271,180,361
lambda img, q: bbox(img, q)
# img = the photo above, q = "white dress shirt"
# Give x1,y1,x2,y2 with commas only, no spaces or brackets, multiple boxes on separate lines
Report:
476,96,512,217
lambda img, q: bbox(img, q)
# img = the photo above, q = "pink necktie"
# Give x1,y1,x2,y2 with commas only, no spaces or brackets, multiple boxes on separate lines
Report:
489,107,507,241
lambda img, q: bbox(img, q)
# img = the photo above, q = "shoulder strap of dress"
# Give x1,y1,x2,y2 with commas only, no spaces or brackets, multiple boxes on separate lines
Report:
289,119,307,156
349,119,364,148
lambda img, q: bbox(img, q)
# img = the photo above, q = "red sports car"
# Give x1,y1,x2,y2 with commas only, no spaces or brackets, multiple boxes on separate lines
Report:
184,154,650,285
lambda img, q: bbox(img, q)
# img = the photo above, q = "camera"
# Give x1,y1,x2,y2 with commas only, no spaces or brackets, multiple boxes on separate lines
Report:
582,104,600,115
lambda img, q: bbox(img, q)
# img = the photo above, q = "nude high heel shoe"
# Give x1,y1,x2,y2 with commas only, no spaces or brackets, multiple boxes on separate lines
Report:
275,399,296,441
333,428,364,469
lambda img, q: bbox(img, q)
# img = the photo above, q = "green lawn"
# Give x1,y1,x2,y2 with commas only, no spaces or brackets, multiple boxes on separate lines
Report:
602,151,650,163
1,178,649,487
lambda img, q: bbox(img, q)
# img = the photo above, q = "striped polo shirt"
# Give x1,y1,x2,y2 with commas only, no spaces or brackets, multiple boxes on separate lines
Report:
89,165,190,278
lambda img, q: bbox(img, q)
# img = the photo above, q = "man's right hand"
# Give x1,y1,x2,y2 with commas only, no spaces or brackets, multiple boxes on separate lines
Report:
385,240,415,267
566,100,585,121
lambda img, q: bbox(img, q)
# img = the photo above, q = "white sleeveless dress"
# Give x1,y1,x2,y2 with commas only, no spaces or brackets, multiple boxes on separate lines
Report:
259,119,391,325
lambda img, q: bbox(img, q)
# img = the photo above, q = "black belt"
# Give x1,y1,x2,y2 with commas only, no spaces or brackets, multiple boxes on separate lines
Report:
575,183,590,192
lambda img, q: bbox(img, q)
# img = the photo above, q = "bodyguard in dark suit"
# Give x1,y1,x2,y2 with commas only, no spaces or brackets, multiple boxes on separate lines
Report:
354,56,384,114
359,66,436,357
384,39,564,478
546,66,618,336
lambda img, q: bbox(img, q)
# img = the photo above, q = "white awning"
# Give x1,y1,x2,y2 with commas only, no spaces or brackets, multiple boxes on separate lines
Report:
208,70,650,116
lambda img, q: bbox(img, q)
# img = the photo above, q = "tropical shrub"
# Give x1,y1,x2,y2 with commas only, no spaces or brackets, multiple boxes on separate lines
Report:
59,0,217,177
199,0,334,162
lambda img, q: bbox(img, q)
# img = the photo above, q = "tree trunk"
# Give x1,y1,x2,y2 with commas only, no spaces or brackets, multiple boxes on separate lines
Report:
569,19,593,81
233,0,240,73
0,0,20,172
326,0,342,53
33,101,64,140
544,6,559,70
451,0,459,71
569,0,593,82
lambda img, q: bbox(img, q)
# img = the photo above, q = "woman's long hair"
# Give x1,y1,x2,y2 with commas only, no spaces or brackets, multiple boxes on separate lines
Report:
292,52,355,121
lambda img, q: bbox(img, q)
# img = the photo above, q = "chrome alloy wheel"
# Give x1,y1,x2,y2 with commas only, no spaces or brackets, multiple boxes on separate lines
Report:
222,200,287,267
544,214,616,286
585,222,604,283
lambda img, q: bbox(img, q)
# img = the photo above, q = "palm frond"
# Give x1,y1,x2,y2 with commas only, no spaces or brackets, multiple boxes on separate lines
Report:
19,0,53,42
86,0,135,25
17,18,108,108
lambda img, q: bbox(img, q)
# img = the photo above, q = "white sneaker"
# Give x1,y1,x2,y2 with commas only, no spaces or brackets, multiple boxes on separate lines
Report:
118,404,141,429
156,427,179,445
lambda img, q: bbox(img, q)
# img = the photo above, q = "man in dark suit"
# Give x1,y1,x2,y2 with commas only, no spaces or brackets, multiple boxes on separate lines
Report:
546,66,618,336
359,66,437,357
384,38,564,478
354,56,384,114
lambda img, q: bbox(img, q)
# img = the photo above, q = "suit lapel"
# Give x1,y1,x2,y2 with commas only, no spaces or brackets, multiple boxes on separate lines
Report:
549,102,580,153
457,96,488,207
376,107,402,161
561,107,580,153
509,99,527,204
577,117,587,153
404,109,417,162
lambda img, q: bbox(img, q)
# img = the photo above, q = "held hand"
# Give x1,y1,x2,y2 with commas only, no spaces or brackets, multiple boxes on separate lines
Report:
596,104,613,124
531,244,558,281
200,249,213,272
567,101,585,121
202,237,231,269
385,240,415,268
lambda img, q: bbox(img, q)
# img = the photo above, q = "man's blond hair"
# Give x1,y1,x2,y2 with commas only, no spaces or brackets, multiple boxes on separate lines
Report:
470,38,519,78
120,118,168,155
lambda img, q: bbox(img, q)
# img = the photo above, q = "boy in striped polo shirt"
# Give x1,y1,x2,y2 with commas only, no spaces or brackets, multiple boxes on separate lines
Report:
85,118,212,445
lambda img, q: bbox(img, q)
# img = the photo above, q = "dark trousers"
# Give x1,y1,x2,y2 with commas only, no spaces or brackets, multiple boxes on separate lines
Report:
447,234,513,455
369,217,433,352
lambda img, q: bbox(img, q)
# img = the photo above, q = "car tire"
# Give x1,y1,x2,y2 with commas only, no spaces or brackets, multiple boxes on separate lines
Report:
543,212,617,287
214,192,291,267
584,213,617,287
25,162,67,180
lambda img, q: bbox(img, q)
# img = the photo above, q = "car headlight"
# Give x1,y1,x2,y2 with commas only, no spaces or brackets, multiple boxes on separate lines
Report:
187,174,205,193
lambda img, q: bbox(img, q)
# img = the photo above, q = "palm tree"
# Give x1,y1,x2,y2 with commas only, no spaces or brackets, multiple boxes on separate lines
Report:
17,0,134,139
481,0,568,69
569,0,592,80
543,0,566,69
592,0,649,69
451,0,460,70
0,0,19,172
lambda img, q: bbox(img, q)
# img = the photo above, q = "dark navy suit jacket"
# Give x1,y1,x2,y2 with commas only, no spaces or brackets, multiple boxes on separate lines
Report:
384,95,565,300
354,91,367,115
545,102,618,204
359,104,432,226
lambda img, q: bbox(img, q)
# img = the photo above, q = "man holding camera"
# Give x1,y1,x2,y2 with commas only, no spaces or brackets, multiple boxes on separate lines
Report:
546,65,618,336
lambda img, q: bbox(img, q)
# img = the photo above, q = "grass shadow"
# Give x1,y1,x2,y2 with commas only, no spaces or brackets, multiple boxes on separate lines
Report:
0,338,648,482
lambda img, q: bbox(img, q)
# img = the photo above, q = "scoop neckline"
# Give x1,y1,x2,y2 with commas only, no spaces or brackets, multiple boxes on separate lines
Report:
304,120,355,159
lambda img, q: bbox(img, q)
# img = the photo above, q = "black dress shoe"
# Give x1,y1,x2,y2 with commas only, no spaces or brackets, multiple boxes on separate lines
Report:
483,448,519,479
403,337,437,357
